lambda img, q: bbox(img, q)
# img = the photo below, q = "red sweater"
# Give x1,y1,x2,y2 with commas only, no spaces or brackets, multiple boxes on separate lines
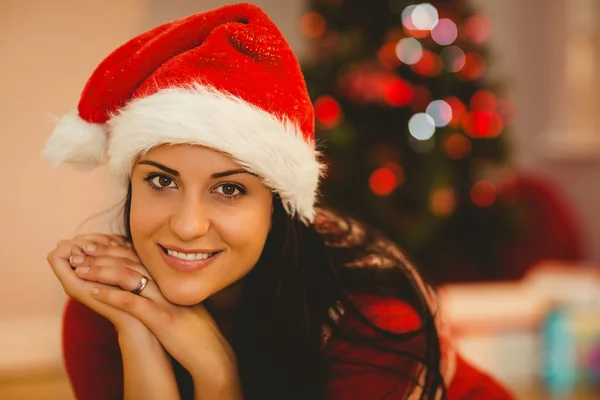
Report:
62,297,514,399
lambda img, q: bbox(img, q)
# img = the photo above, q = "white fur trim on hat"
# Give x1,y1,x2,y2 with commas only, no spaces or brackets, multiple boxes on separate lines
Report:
108,84,325,224
43,110,108,169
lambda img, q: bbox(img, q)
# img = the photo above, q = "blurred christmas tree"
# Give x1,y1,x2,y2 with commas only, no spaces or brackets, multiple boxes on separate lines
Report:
301,0,521,283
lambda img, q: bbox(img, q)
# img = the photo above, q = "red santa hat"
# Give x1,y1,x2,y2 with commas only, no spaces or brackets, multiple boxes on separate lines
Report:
43,3,324,224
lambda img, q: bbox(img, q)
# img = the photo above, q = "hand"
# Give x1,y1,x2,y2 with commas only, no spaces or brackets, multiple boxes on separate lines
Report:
47,233,150,334
68,239,242,397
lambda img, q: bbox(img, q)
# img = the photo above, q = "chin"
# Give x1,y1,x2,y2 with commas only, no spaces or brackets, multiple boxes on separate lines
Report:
157,279,211,306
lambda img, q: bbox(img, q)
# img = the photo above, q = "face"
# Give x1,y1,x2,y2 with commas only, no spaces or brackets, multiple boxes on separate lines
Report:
129,144,273,306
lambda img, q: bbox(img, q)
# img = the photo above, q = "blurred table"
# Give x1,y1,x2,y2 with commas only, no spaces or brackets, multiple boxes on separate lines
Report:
437,260,600,399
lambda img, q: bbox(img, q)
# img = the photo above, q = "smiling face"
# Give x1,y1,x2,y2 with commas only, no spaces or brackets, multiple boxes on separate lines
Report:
129,144,274,306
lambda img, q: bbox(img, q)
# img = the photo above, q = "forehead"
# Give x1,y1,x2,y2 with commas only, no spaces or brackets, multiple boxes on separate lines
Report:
138,144,243,172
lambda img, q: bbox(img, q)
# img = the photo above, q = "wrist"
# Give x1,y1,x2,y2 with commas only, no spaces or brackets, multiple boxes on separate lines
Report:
192,366,242,400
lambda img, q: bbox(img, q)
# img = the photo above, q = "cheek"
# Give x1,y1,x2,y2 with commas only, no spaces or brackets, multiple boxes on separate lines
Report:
129,186,170,243
214,204,271,261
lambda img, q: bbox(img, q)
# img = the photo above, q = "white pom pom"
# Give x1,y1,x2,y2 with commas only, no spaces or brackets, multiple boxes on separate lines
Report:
42,110,108,169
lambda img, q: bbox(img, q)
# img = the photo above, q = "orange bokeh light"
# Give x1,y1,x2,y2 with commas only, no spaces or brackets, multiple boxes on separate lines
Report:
470,180,497,207
300,12,327,38
430,187,457,216
444,133,472,160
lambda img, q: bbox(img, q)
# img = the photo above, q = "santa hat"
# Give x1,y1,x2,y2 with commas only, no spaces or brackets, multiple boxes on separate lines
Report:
43,3,324,224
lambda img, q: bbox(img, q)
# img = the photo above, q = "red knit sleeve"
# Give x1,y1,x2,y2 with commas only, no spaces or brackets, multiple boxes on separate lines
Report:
324,294,515,399
62,298,124,400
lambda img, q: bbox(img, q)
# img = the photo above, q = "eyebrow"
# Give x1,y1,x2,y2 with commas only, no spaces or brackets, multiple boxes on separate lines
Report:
137,160,255,179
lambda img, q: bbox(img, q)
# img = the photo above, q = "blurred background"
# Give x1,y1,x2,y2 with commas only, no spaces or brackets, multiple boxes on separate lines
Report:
1,0,600,398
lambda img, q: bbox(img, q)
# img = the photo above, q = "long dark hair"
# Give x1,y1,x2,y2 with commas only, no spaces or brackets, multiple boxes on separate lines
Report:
123,184,446,399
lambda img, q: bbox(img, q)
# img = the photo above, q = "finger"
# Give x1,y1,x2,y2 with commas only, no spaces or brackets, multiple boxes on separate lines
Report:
69,253,150,279
48,241,93,298
90,285,169,330
74,233,131,247
80,243,140,264
75,265,164,303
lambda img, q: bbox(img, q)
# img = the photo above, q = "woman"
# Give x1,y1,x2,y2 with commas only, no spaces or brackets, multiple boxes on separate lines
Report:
44,3,514,399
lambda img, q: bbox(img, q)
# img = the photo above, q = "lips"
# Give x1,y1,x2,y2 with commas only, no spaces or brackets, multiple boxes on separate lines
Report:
158,244,222,272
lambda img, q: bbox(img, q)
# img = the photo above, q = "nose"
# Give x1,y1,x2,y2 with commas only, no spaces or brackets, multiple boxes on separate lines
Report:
169,192,211,242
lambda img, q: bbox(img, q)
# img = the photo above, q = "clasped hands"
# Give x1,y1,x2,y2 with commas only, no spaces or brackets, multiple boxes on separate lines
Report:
47,233,241,397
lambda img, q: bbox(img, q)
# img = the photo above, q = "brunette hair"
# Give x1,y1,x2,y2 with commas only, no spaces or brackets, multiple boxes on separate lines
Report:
123,184,446,399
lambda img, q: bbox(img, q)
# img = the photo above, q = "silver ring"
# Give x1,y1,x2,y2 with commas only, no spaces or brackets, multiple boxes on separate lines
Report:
132,275,149,295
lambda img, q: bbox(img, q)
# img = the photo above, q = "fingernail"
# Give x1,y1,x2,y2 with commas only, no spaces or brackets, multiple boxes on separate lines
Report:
76,267,89,275
84,244,96,252
110,241,118,246
90,287,99,296
70,255,84,264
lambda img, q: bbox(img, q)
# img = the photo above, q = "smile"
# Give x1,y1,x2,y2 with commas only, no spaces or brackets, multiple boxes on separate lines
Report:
166,249,217,261
158,245,222,272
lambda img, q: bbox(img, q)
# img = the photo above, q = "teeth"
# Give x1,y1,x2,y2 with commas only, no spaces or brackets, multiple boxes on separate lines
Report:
166,249,213,261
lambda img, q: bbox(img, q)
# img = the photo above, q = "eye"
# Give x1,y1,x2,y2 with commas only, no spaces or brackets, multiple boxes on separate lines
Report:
214,183,246,199
145,174,177,190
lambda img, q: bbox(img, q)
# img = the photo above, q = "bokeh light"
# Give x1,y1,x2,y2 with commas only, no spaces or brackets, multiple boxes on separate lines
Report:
470,180,497,207
300,12,327,39
384,78,414,106
409,85,432,111
444,97,466,127
443,133,472,160
430,187,457,216
411,4,439,31
441,46,466,72
409,134,435,154
431,18,458,45
396,38,423,64
458,52,486,80
463,110,503,138
408,113,436,140
378,42,402,69
463,14,492,44
401,5,418,30
470,89,497,111
314,95,342,128
410,50,443,77
426,99,452,127
383,161,405,187
369,167,398,196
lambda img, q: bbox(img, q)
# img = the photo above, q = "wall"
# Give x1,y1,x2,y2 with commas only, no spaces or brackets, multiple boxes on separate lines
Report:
470,0,600,260
0,0,145,373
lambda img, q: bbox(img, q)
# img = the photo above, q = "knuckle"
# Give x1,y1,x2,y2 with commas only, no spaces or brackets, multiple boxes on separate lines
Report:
117,293,134,309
